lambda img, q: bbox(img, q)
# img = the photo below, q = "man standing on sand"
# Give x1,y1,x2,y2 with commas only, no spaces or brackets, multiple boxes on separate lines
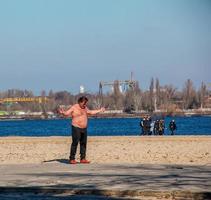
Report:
58,96,105,164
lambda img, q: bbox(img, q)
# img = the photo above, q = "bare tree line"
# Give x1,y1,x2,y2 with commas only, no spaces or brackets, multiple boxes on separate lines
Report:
0,79,210,113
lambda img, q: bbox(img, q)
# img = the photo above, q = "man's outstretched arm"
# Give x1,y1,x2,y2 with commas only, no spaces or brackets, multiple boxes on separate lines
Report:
58,106,73,117
87,107,105,115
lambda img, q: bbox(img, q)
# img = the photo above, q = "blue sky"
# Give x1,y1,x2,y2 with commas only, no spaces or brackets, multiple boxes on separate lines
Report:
0,0,210,94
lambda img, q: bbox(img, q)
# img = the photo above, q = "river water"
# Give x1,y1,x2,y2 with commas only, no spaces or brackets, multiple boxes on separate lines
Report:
0,116,211,136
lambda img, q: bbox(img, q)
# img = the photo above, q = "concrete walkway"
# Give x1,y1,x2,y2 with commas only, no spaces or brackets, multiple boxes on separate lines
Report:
0,161,211,199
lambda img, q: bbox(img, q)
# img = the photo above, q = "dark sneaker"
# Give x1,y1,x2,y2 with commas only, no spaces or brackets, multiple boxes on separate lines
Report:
80,159,90,164
69,160,77,164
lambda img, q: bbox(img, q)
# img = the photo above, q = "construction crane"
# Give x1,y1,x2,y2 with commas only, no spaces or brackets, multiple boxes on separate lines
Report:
99,72,137,95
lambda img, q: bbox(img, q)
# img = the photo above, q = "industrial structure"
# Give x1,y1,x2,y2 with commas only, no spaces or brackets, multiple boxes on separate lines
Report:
0,97,50,119
99,73,137,95
0,97,49,104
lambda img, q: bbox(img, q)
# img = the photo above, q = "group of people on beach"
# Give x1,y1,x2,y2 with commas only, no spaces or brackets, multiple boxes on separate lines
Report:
140,116,177,136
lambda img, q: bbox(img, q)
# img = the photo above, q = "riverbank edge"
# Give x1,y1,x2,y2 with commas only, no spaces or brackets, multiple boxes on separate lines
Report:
0,187,210,199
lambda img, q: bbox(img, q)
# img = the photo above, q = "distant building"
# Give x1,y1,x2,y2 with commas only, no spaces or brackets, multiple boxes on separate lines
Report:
80,85,85,93
119,85,123,93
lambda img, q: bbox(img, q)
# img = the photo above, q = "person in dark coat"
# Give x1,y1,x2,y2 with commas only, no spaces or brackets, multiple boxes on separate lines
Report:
169,120,177,135
158,119,165,135
154,120,159,135
140,117,145,135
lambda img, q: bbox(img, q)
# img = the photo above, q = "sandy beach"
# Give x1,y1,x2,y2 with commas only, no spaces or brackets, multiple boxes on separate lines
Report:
0,136,211,165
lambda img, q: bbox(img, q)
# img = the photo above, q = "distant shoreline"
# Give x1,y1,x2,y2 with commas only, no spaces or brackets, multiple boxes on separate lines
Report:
0,110,211,120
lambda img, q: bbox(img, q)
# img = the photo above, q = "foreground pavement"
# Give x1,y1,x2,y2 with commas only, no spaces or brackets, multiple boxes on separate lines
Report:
0,161,211,199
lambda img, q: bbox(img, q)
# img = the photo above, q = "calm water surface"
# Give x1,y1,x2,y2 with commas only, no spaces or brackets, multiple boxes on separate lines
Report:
0,116,211,136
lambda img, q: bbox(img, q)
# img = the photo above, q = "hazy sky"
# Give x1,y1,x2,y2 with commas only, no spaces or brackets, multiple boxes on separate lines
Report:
0,0,210,94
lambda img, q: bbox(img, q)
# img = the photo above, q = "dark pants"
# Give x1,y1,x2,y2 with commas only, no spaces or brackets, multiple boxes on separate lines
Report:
170,129,175,135
70,126,87,161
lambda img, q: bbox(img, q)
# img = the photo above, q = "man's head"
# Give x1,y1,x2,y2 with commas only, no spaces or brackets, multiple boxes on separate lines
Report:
78,96,88,109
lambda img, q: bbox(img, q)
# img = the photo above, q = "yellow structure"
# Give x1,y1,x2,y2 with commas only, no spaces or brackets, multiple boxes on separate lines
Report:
0,97,49,104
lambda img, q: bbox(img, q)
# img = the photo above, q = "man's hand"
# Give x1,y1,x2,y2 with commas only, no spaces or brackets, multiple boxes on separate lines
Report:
58,107,65,115
100,107,106,112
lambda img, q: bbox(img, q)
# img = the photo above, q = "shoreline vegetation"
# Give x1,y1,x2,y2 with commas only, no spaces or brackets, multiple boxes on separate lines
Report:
0,109,211,120
0,78,211,120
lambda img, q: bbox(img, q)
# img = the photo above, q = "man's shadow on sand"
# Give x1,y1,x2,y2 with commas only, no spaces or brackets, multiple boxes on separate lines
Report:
43,159,69,164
